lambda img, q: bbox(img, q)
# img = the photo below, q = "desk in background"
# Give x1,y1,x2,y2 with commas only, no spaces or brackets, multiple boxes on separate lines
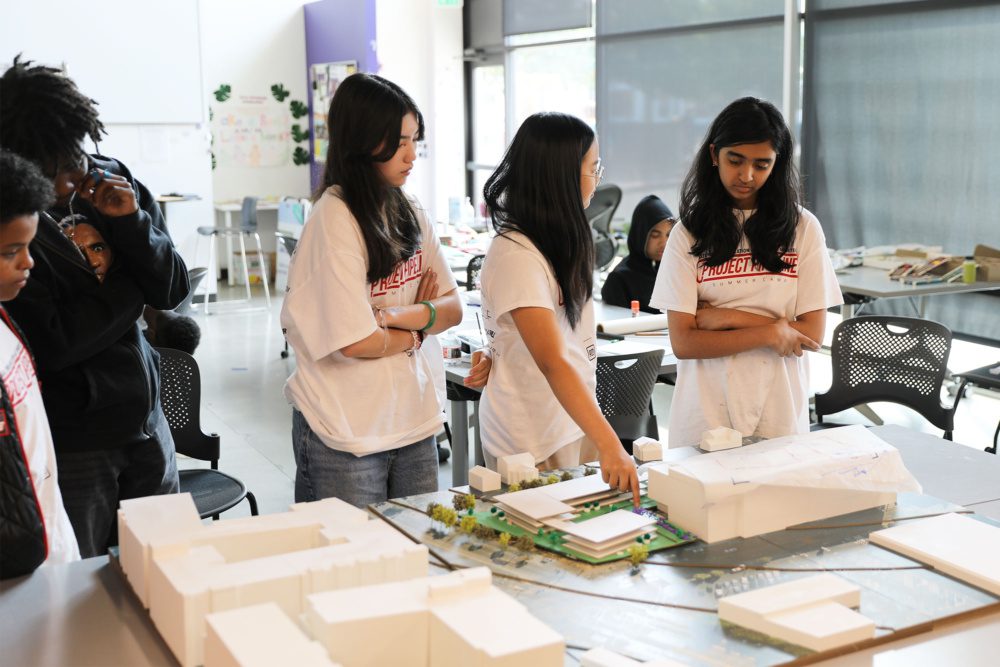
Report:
154,193,200,227
213,200,281,286
836,265,1000,319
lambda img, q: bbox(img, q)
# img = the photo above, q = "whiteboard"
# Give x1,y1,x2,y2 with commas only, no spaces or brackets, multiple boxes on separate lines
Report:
1,0,203,124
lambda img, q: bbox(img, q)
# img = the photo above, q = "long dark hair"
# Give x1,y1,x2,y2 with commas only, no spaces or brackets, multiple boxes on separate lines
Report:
679,97,800,272
483,112,595,328
314,73,425,283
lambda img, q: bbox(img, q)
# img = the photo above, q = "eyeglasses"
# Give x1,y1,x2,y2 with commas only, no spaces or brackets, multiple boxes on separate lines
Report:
586,160,605,183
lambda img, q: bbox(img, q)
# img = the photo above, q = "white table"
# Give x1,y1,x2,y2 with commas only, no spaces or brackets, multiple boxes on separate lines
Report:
836,265,1000,319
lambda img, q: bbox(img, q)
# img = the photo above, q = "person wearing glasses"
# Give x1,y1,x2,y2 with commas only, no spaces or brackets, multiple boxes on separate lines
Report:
478,112,639,504
650,98,842,448
600,194,676,314
0,56,190,557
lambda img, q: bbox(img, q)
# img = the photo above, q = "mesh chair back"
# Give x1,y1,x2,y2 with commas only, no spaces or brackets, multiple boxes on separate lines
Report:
466,254,485,291
240,196,259,232
156,347,221,462
596,349,664,416
585,183,622,235
815,316,956,432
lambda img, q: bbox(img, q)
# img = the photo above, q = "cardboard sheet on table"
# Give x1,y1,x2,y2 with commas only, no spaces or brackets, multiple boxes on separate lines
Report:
596,315,669,336
664,425,921,502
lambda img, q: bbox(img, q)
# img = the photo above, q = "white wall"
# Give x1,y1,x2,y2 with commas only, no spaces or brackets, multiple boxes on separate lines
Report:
375,0,465,225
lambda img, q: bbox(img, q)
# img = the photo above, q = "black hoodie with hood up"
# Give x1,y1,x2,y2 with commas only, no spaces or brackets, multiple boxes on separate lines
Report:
600,194,673,313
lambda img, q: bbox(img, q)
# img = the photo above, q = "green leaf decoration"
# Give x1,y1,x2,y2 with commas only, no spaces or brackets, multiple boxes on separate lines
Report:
213,84,231,103
291,124,310,143
292,146,310,166
289,100,308,119
270,83,290,102
211,151,217,170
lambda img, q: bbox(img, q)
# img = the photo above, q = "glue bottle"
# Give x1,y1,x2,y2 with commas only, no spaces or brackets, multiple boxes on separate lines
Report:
630,300,640,318
962,256,977,284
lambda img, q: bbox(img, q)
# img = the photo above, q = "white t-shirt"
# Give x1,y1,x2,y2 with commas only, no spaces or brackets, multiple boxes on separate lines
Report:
650,208,843,447
0,315,80,565
479,232,597,463
281,187,457,455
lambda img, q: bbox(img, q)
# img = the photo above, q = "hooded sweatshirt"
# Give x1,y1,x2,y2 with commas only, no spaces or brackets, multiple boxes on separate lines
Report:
600,194,673,313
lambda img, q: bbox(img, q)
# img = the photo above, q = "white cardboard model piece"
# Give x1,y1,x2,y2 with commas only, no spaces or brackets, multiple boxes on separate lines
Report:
700,427,742,452
633,437,663,462
204,603,340,667
306,567,564,666
118,494,428,667
646,425,920,543
717,573,875,652
469,465,501,492
497,452,536,483
507,464,539,485
869,512,1000,596
581,647,688,667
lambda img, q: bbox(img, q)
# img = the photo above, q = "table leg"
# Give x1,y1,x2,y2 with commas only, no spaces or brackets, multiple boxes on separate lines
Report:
854,403,884,426
841,302,856,319
224,210,235,286
451,398,469,487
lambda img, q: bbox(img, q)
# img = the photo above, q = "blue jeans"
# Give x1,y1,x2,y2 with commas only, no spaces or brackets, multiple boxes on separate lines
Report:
55,411,179,558
292,409,438,507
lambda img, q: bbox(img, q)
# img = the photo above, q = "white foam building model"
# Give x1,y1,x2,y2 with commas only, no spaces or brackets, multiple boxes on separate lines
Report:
869,512,1000,596
204,602,340,667
717,573,875,652
646,425,920,543
496,452,538,484
581,647,687,667
700,427,742,452
632,437,663,462
117,493,429,667
469,465,501,492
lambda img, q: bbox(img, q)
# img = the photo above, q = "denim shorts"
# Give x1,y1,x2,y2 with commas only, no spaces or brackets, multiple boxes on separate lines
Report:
291,409,438,508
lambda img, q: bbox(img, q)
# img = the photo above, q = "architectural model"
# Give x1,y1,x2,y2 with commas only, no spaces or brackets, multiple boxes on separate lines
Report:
647,425,920,543
700,426,742,451
469,465,501,492
117,494,429,667
869,512,1000,596
581,647,687,666
204,568,563,667
496,452,538,484
717,573,875,652
632,437,663,462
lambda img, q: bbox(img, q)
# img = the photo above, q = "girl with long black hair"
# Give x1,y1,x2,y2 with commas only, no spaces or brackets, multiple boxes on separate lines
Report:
281,73,469,506
650,97,843,447
479,112,639,502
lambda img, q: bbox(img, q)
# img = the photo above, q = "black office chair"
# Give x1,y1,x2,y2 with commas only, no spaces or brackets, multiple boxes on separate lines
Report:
586,184,623,272
596,349,664,453
156,347,258,519
195,196,272,313
813,316,962,440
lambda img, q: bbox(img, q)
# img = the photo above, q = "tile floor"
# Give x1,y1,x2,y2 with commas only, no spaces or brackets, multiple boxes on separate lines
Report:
183,286,1000,518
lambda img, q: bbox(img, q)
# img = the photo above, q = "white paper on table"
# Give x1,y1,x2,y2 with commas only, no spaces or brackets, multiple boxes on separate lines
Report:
664,425,921,503
597,314,669,336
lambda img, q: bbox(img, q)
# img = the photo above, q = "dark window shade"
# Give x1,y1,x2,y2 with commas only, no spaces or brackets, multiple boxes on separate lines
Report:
597,0,783,35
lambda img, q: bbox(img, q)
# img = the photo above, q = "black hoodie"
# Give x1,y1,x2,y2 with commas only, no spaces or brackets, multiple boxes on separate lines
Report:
4,156,190,452
600,195,674,314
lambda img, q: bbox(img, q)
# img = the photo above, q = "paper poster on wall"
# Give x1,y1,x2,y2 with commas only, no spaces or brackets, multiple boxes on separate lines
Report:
311,61,357,161
213,95,292,167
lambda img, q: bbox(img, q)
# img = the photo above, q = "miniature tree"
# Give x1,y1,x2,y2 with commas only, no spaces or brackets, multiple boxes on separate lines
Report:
520,478,544,490
473,524,498,540
426,502,441,518
498,532,512,549
560,471,574,482
460,514,477,534
546,473,560,485
452,493,476,512
627,543,649,567
514,534,535,551
508,482,521,492
440,507,459,530
584,466,597,476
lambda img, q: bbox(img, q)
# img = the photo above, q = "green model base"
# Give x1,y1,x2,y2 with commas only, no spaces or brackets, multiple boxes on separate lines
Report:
474,496,696,565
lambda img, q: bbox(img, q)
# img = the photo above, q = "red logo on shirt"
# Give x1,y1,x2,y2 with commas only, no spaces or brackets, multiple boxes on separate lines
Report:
697,251,798,283
2,347,35,408
370,250,424,297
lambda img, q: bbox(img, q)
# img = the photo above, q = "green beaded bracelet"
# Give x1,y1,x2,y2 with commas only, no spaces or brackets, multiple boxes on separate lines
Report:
419,300,437,331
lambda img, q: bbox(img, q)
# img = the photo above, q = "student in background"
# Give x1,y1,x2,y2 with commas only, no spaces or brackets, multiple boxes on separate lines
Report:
479,112,639,503
281,73,473,507
143,306,202,355
650,97,843,447
0,57,189,557
0,150,80,577
600,194,675,313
